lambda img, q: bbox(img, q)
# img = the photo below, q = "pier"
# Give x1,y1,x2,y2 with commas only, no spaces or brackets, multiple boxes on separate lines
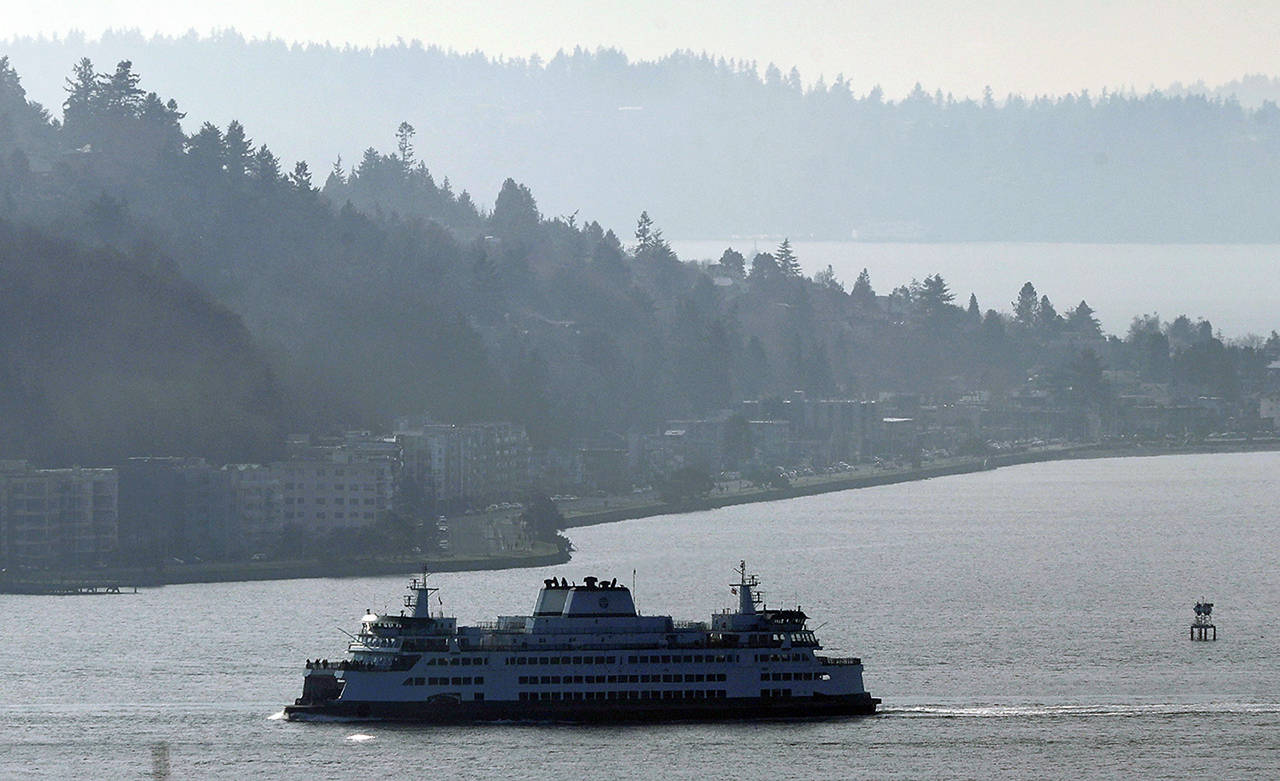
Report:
0,579,140,595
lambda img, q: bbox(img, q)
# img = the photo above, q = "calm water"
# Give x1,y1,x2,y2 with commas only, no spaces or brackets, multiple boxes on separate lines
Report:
669,240,1280,337
3,453,1278,779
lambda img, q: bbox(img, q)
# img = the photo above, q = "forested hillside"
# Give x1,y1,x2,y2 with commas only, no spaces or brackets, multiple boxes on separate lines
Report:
5,32,1279,240
0,56,1272,466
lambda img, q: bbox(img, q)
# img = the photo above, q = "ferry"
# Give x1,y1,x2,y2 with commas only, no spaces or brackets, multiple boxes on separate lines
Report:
284,562,879,722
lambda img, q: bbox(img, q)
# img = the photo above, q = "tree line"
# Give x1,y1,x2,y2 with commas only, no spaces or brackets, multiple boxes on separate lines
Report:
0,56,1273,467
5,32,1279,239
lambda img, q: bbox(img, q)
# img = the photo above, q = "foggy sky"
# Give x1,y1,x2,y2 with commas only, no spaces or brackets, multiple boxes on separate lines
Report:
10,0,1279,99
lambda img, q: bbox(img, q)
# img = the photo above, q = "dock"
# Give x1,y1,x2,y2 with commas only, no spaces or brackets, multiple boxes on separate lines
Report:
0,579,140,595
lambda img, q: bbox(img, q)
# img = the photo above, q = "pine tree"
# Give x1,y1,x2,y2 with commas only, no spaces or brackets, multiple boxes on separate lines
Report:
100,60,144,117
1013,282,1039,326
775,237,800,276
850,268,875,308
324,156,346,190
224,120,251,179
917,273,954,316
251,145,281,185
62,57,99,144
634,210,654,250
1037,295,1061,332
290,160,313,192
1065,300,1101,337
396,121,416,172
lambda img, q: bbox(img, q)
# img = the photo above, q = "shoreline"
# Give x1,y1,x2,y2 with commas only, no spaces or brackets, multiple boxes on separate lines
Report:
0,545,570,594
559,438,1280,529
6,438,1277,591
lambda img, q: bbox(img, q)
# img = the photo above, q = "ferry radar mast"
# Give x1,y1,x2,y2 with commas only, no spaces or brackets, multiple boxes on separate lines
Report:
404,572,439,619
733,560,764,615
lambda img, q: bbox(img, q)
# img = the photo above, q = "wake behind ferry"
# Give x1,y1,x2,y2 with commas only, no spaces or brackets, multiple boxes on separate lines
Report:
285,562,879,722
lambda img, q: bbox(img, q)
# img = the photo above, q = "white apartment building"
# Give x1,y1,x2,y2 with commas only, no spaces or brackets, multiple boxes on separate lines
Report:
0,462,118,566
272,453,394,534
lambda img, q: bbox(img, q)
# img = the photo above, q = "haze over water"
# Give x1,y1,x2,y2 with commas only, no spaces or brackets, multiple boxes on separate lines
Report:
3,452,1276,779
671,240,1280,337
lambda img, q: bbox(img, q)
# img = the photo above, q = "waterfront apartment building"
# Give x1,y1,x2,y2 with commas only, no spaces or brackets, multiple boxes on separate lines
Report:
395,419,531,513
271,452,394,534
225,464,285,556
741,395,881,466
115,458,287,563
0,461,118,567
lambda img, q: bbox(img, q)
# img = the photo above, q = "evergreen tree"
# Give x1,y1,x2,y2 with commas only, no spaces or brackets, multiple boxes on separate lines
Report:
634,210,654,250
1014,281,1039,326
251,145,281,185
775,237,800,276
324,156,346,189
491,178,541,240
100,60,144,117
62,57,99,144
718,247,746,276
814,264,843,292
916,273,955,317
224,120,252,179
850,267,875,308
1065,300,1101,337
185,122,226,179
1037,295,1061,332
395,121,416,172
966,293,981,321
748,252,779,282
290,160,313,192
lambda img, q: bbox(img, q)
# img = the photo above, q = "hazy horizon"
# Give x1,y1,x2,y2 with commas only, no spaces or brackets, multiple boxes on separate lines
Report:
7,1,1279,101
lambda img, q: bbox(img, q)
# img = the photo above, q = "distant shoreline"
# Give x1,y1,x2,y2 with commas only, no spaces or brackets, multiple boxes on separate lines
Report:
0,545,570,594
559,438,1280,529
6,439,1277,592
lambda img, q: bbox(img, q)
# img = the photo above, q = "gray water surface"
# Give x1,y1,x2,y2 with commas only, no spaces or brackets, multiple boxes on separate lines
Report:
3,452,1276,779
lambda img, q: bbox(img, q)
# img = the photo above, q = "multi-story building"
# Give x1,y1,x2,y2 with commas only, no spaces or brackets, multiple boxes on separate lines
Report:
740,394,882,465
395,418,531,513
117,457,244,563
0,461,118,568
224,464,284,557
271,451,394,534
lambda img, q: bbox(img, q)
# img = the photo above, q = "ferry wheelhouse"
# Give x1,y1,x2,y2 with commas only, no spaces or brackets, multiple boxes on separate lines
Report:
285,562,879,722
